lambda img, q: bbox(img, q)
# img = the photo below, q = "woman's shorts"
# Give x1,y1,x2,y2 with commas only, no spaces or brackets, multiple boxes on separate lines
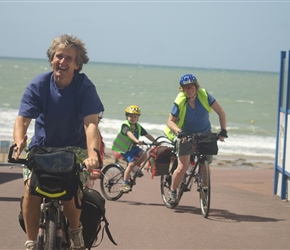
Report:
176,139,213,164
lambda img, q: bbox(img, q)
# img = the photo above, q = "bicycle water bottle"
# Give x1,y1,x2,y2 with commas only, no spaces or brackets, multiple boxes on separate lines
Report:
186,161,195,175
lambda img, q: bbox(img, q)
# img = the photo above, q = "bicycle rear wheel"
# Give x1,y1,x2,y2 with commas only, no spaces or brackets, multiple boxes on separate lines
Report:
198,160,211,218
160,159,180,209
100,163,124,201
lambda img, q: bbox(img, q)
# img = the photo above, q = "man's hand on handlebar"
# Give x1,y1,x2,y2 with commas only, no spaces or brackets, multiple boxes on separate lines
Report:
14,135,28,160
83,148,103,172
83,156,100,172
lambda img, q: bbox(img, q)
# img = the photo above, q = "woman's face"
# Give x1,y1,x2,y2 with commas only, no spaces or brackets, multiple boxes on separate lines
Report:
183,84,197,99
51,46,79,87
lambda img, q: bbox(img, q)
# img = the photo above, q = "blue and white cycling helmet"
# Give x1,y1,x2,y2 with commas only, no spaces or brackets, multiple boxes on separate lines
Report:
179,74,197,87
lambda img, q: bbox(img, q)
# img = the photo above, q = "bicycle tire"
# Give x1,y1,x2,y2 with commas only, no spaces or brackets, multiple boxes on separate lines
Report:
37,227,45,250
100,163,124,201
198,160,211,218
61,218,70,250
47,210,57,250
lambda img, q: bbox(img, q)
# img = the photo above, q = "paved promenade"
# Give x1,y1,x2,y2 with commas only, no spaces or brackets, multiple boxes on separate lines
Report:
0,164,289,249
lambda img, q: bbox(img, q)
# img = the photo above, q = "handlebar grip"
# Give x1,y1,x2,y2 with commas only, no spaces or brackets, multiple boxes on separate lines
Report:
7,144,27,165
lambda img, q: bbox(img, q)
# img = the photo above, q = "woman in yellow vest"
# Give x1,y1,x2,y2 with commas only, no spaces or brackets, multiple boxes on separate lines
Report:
165,74,227,205
112,105,155,193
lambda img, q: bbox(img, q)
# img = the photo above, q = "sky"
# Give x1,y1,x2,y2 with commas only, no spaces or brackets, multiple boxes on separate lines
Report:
0,1,290,72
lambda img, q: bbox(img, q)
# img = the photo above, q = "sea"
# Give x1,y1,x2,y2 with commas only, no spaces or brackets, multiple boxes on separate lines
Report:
0,57,279,159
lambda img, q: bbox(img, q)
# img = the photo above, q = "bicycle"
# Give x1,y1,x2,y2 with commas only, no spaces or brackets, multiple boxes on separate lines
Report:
160,132,220,218
100,136,172,201
8,144,102,250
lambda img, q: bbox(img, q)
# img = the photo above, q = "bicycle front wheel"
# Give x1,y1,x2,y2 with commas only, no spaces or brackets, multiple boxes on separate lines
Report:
100,163,124,201
198,160,211,218
46,210,57,250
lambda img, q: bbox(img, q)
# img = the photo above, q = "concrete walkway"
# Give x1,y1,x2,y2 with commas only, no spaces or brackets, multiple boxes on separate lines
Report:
0,164,289,249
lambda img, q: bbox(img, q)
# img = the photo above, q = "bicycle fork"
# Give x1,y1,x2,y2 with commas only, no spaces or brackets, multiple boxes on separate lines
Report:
38,200,66,250
38,200,47,249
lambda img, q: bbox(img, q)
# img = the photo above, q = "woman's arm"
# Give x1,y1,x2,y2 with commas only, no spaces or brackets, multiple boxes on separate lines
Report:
211,101,227,140
167,113,180,135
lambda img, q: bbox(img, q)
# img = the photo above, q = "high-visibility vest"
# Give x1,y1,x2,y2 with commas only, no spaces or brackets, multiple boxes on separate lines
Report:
164,89,211,141
112,120,141,153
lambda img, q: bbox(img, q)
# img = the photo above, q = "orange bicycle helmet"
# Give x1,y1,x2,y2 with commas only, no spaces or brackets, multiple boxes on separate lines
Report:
125,105,141,116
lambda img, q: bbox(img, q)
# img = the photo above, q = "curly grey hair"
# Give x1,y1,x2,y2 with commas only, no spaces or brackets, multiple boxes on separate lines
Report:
46,34,89,72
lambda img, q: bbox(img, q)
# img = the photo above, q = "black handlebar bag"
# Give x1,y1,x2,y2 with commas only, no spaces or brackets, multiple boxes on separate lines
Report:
193,132,218,155
27,146,79,201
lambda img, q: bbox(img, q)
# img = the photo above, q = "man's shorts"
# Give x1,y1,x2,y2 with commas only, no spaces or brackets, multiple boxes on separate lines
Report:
122,146,142,163
176,139,213,164
23,146,90,186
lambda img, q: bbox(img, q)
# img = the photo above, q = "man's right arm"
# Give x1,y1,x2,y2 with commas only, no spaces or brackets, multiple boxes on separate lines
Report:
13,116,31,159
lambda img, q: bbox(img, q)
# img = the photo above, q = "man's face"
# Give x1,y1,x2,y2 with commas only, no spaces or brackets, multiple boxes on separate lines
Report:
51,46,79,87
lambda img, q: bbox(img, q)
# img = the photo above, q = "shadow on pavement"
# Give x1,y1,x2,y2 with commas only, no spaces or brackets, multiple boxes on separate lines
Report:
176,206,283,223
116,200,284,223
0,172,22,185
116,200,165,207
207,208,284,223
0,197,22,202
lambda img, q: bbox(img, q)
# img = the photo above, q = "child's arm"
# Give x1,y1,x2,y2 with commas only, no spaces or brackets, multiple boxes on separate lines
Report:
126,130,140,144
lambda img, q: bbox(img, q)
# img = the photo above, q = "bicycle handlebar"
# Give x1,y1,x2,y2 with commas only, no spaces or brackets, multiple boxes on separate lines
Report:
134,135,174,148
191,132,220,141
7,144,27,165
7,144,103,170
177,132,221,142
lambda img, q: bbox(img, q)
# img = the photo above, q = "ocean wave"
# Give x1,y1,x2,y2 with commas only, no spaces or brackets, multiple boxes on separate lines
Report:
236,100,254,104
0,108,276,158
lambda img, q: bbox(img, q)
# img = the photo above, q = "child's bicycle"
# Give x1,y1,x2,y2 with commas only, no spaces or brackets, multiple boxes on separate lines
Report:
100,136,170,201
8,144,102,250
160,132,220,218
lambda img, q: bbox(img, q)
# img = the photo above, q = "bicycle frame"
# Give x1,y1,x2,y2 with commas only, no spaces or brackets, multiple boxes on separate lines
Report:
7,145,71,250
181,154,208,191
161,132,218,218
38,198,69,250
99,144,152,201
100,136,173,201
8,145,102,250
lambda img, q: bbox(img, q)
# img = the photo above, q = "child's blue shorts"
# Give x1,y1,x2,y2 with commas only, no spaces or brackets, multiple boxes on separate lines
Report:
122,147,142,163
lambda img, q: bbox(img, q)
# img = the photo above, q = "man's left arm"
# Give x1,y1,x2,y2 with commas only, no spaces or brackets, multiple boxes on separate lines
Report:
83,114,100,171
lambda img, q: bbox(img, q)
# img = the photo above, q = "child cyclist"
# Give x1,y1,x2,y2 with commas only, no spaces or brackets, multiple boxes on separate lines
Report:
112,105,155,193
